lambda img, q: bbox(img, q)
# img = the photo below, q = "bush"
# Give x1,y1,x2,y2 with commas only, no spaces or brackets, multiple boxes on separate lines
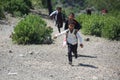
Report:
4,0,32,17
12,14,53,44
0,3,5,19
76,14,120,40
102,16,120,40
31,0,43,8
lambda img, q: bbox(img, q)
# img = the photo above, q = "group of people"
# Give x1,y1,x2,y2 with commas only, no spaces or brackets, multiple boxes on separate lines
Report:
50,7,83,66
50,7,81,33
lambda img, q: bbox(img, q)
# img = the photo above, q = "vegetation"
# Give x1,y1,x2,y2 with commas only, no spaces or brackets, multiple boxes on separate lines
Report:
0,0,120,41
0,6,5,19
86,0,120,17
0,0,120,17
0,1,5,19
76,14,120,40
0,0,32,17
86,0,120,11
12,14,53,44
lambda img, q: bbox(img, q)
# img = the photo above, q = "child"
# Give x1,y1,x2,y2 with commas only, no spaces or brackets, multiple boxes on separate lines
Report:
64,13,82,31
54,23,83,65
50,7,64,33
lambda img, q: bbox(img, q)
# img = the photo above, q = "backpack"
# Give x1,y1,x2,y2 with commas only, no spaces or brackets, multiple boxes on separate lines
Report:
66,29,78,39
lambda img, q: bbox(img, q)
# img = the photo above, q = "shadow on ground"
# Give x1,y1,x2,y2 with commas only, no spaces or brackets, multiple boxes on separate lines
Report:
67,54,97,58
78,63,98,69
77,54,97,58
68,54,98,68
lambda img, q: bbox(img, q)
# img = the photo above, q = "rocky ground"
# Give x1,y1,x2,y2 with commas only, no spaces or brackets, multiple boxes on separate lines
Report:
0,15,120,80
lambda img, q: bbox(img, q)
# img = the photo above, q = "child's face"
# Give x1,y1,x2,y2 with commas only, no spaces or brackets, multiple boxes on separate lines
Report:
58,8,61,12
69,24,74,31
69,14,74,19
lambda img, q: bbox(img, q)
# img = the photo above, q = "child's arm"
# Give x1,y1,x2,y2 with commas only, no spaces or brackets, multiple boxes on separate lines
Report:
50,10,57,17
53,29,68,39
76,32,83,48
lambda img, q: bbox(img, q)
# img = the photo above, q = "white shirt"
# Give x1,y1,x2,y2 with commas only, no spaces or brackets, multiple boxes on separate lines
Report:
55,29,82,45
49,10,58,20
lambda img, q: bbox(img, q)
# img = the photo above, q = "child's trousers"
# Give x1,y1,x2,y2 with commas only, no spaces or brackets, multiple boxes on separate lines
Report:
56,22,63,33
67,43,78,63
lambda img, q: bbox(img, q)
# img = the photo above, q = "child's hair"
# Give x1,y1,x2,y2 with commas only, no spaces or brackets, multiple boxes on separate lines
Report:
57,7,62,10
68,20,75,25
69,12,75,17
69,23,75,27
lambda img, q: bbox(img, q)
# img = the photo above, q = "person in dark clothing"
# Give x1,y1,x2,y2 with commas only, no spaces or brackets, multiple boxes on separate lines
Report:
86,8,92,15
64,13,81,31
56,8,63,33
50,7,64,33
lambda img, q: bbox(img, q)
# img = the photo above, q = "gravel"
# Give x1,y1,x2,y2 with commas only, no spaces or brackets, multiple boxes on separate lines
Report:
0,16,120,80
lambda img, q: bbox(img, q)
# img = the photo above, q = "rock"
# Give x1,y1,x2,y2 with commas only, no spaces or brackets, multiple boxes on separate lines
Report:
19,54,24,57
50,75,54,77
9,32,13,38
8,72,17,75
1,45,4,47
85,38,90,41
92,76,98,80
9,50,12,53
117,72,120,76
115,52,118,54
29,51,34,55
43,37,53,44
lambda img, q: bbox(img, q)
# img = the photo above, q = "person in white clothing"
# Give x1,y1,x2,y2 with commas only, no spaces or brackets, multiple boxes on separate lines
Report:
50,7,64,33
49,7,58,21
54,23,83,65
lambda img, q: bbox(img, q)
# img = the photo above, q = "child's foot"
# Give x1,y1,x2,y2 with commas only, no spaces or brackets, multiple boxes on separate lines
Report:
75,55,78,59
69,62,72,66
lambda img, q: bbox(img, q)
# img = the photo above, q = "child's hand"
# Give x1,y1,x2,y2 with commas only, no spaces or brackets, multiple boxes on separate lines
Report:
80,44,83,48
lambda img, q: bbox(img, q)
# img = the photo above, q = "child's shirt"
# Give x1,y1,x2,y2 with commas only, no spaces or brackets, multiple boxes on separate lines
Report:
55,29,82,45
50,10,58,20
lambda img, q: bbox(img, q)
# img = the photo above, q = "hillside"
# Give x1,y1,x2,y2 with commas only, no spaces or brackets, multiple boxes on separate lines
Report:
0,14,120,80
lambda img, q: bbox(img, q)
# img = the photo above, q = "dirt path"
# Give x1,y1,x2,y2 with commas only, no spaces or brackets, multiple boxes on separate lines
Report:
0,16,120,80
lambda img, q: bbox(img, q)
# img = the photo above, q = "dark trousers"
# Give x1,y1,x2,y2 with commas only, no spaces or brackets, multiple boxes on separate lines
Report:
56,22,63,33
67,43,78,63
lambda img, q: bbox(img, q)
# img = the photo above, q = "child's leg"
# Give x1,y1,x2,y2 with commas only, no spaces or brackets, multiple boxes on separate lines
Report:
72,44,78,58
57,24,61,33
58,22,63,33
68,44,72,63
58,27,61,33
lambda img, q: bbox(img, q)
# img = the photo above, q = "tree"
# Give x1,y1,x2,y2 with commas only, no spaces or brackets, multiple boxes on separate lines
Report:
47,0,53,15
41,0,52,15
86,0,120,11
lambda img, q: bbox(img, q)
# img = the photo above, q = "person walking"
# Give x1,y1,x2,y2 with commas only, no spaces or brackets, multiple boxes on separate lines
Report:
64,13,81,31
50,7,64,33
54,22,83,66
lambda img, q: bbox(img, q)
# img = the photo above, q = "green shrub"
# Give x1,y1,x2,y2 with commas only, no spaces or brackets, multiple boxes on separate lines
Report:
0,3,5,19
64,7,80,17
76,15,97,35
31,0,43,8
13,11,22,17
90,22,103,37
4,0,32,17
76,14,120,40
101,16,120,40
12,14,53,44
